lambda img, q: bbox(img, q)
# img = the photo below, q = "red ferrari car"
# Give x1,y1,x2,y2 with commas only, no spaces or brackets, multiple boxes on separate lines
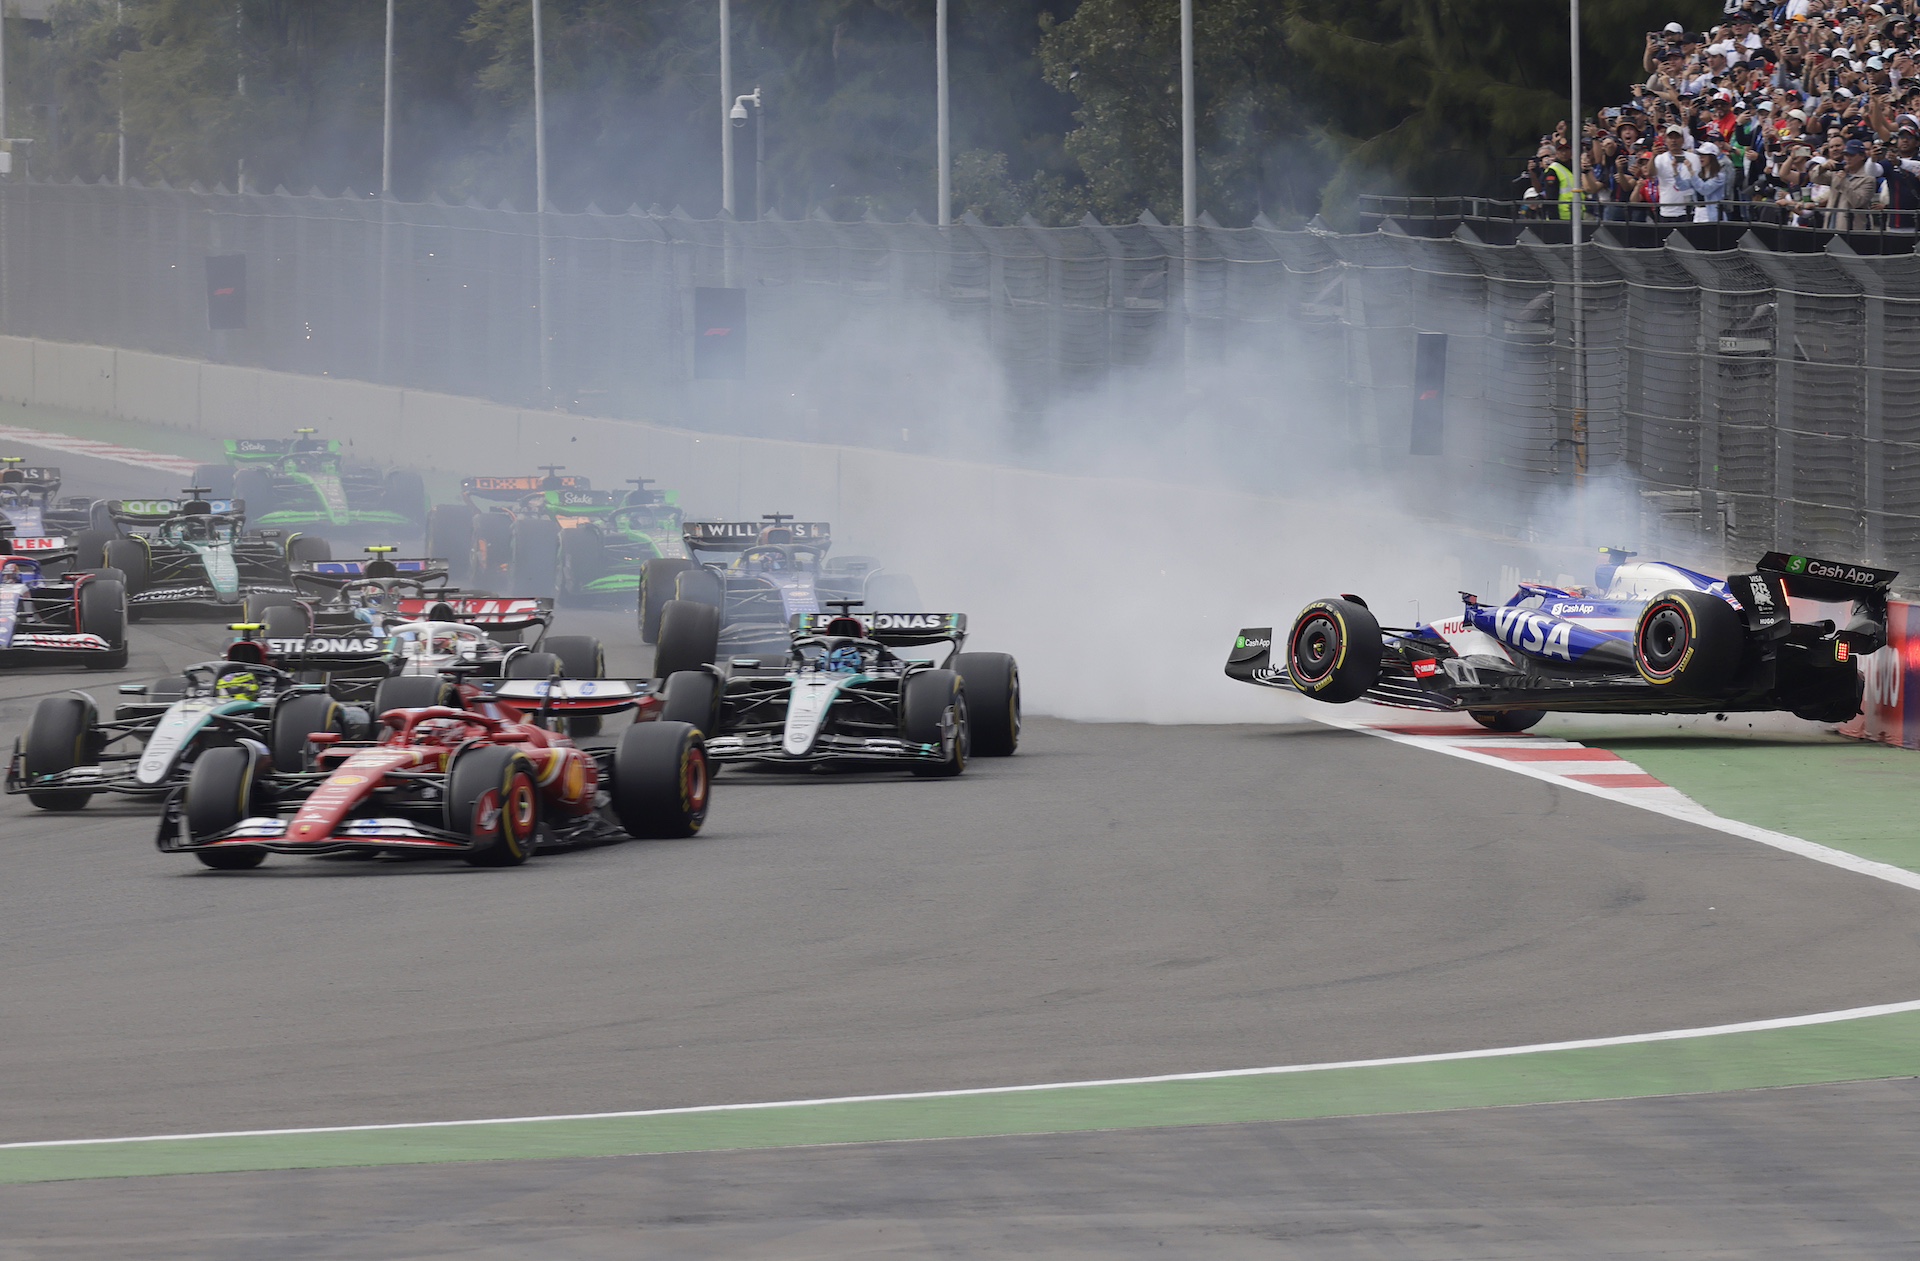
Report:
157,678,709,869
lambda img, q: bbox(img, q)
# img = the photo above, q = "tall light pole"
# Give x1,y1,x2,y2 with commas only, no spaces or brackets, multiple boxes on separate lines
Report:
1570,0,1587,487
720,0,735,215
117,2,127,184
1180,0,1195,227
532,0,550,401
532,0,548,212
937,0,950,226
381,0,395,197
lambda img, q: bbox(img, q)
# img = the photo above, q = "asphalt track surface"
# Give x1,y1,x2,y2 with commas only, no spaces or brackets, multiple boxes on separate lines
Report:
3,436,1919,1254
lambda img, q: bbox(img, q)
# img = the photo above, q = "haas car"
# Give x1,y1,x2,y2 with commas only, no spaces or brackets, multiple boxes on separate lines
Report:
1228,550,1890,731
639,515,920,657
693,604,1019,776
157,677,710,870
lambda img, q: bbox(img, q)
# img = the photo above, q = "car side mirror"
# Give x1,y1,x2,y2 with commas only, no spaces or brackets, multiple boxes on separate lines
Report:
308,732,342,747
117,684,147,695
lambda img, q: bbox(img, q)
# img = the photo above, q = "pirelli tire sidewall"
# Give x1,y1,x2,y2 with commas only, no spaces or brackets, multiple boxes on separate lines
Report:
1285,598,1383,704
1633,588,1742,695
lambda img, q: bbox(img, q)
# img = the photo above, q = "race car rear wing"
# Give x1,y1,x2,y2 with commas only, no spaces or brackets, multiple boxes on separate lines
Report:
460,474,588,502
227,436,340,458
394,596,553,630
485,678,652,715
685,521,831,553
0,463,60,490
254,633,390,668
1755,553,1897,603
792,611,967,648
106,497,242,522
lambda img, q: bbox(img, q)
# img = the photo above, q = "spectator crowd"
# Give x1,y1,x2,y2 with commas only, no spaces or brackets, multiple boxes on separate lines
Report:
1524,1,1920,228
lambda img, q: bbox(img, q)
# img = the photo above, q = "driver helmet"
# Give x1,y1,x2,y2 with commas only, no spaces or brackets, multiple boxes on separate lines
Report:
430,628,464,656
822,639,864,674
216,670,262,703
0,558,27,584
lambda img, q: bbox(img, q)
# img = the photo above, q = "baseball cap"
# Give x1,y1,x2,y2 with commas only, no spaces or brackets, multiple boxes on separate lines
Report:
1845,137,1869,153
1522,187,1542,200
1664,21,1684,33
1699,142,1722,156
1759,100,1774,111
1665,123,1687,135
1789,108,1808,120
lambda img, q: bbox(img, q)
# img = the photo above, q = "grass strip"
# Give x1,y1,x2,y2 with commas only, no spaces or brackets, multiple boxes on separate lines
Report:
5,1010,1918,1185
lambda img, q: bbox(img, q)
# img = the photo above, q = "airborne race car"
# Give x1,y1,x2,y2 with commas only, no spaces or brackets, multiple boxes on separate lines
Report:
691,606,1019,776
639,515,920,655
157,678,710,869
1227,551,1889,731
193,430,426,537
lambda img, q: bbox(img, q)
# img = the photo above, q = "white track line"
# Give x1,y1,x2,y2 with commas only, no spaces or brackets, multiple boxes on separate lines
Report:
0,425,200,478
1317,713,1920,893
8,997,1920,1151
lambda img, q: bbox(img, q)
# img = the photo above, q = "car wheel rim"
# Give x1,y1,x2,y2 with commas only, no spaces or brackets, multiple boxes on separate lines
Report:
1291,615,1340,679
1639,605,1689,674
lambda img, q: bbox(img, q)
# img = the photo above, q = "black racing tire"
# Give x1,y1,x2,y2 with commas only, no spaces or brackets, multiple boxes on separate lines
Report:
542,635,605,680
639,558,695,643
660,670,721,733
383,470,428,524
233,467,278,519
191,464,236,500
610,720,709,839
372,674,461,719
1285,598,1383,704
1633,589,1742,695
558,528,604,607
472,512,513,578
70,528,113,570
674,567,726,612
863,570,921,613
505,651,562,680
446,745,541,867
184,746,269,868
77,578,128,670
427,504,474,581
103,537,149,592
901,668,968,777
543,634,607,734
952,652,1020,756
654,599,721,679
264,604,310,639
270,692,344,773
510,517,561,596
1470,709,1546,733
243,591,300,623
286,534,332,565
22,695,98,810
